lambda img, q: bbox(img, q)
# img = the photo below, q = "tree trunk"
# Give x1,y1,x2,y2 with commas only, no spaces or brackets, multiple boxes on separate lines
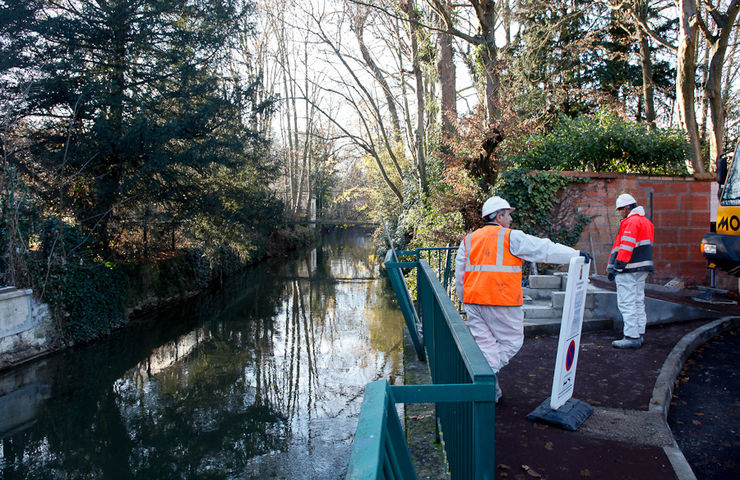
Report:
635,9,655,128
436,0,457,140
481,2,498,123
705,1,740,166
676,0,704,173
699,44,710,144
404,0,427,192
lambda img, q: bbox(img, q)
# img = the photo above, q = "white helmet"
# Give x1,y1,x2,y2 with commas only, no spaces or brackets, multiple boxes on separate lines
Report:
481,196,514,218
615,193,637,210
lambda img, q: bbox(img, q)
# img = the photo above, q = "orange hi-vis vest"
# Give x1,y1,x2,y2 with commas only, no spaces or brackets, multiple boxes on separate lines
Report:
463,225,523,306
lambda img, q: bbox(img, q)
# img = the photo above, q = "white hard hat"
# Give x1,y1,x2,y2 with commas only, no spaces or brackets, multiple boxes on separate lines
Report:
615,193,637,210
481,196,514,218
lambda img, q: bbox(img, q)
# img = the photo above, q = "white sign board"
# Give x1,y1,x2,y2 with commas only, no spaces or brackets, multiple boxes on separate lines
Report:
550,256,590,410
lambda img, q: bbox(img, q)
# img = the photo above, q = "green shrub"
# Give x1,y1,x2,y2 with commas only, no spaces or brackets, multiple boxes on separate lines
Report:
506,110,690,175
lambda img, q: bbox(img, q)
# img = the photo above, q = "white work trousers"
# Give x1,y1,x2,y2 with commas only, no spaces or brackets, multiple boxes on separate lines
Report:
615,271,649,338
464,303,524,373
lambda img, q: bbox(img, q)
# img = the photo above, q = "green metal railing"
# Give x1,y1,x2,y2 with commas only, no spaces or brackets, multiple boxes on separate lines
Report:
416,247,458,303
348,238,497,479
415,259,496,480
384,248,425,362
346,378,497,480
345,380,417,480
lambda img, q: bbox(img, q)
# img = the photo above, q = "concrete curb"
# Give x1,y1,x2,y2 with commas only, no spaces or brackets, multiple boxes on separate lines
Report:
649,316,740,480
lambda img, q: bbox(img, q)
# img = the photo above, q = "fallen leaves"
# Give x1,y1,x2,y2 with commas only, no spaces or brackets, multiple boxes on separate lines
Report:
522,465,541,478
544,441,554,451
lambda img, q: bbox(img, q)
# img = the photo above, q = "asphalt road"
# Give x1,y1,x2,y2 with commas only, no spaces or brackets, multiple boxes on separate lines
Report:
667,326,740,479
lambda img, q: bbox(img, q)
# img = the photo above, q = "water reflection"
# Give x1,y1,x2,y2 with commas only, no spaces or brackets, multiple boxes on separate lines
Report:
0,229,403,479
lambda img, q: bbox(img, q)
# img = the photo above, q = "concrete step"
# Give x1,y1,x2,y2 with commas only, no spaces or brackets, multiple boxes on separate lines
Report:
551,290,598,309
522,302,562,319
522,286,554,301
527,275,564,290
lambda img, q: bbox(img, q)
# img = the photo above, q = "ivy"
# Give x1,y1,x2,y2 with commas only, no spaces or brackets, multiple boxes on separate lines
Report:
495,169,592,247
27,218,126,344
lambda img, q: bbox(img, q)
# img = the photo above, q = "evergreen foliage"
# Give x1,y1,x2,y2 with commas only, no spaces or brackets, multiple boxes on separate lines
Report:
0,0,291,343
1,0,278,257
505,110,690,174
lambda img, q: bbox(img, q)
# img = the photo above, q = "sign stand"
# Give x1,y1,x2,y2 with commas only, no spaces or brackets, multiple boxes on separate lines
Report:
526,256,594,431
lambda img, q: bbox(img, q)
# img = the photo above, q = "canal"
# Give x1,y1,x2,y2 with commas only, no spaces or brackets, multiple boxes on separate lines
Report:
0,229,404,479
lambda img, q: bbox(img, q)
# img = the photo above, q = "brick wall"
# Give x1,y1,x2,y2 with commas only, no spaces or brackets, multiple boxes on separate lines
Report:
557,172,736,290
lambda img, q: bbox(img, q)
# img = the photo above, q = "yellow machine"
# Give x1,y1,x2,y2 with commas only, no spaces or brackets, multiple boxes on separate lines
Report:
697,144,740,303
701,143,740,277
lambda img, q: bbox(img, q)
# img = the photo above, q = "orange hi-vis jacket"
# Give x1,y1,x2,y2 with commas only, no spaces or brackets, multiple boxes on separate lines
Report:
463,225,524,306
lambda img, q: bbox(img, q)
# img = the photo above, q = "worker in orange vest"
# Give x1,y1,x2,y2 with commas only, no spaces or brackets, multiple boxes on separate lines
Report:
607,193,655,349
455,196,593,402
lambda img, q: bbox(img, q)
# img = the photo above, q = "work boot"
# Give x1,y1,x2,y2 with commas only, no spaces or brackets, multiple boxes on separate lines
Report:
612,336,642,349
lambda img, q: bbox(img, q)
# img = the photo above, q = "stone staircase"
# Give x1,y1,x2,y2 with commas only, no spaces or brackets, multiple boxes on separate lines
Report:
521,273,720,338
522,274,614,337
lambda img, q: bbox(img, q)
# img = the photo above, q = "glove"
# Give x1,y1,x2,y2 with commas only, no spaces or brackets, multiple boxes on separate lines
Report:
579,251,593,264
607,272,615,281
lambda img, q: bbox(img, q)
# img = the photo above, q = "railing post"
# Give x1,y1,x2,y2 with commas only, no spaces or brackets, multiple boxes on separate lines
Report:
473,379,496,480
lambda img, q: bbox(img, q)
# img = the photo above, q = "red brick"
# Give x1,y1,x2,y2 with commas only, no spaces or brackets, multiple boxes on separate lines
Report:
653,195,679,210
679,227,709,244
679,194,709,211
654,227,676,241
665,182,690,194
656,213,688,228
687,182,711,194
619,179,639,189
644,182,671,193
689,211,711,224
660,244,692,261
678,259,709,272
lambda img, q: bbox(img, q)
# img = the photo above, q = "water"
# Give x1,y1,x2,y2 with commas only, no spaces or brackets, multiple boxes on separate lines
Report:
0,229,403,479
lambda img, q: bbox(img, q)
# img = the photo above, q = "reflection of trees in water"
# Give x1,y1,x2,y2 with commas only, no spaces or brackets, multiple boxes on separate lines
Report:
0,266,291,479
0,228,403,479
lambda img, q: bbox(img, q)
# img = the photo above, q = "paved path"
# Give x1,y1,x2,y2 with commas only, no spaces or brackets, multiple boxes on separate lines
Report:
404,316,740,479
496,320,706,480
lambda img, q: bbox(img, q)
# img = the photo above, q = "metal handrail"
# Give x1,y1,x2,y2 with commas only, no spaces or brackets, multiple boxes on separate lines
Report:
367,224,496,478
416,259,496,479
346,380,417,480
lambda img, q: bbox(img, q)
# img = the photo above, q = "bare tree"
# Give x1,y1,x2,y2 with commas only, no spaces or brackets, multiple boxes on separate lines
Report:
429,0,501,123
673,0,740,172
350,5,403,144
697,0,740,166
402,0,428,192
435,0,458,139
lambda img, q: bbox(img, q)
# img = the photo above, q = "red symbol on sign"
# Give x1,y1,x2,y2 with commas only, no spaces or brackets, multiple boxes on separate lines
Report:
565,340,576,371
